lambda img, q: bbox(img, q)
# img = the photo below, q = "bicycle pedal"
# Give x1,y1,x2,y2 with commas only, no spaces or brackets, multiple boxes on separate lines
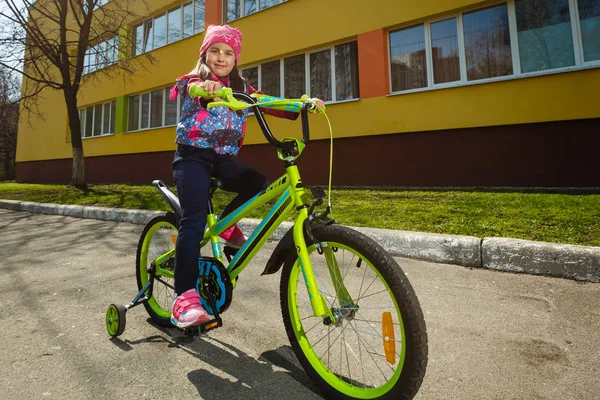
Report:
181,326,201,337
199,318,223,333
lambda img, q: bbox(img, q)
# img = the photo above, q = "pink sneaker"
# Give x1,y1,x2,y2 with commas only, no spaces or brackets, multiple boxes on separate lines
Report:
219,224,246,249
170,289,210,328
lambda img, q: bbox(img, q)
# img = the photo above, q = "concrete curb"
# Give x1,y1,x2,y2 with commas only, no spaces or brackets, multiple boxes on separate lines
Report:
1,199,599,283
482,238,600,282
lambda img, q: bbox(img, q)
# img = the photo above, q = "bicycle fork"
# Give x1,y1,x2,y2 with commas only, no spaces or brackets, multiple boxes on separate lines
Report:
289,170,353,325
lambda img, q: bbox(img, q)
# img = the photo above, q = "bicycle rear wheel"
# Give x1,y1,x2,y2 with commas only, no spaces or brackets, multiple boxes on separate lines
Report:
280,225,427,399
136,213,178,326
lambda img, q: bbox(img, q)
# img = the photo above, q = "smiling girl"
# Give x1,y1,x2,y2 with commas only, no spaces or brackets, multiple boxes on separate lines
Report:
168,24,323,328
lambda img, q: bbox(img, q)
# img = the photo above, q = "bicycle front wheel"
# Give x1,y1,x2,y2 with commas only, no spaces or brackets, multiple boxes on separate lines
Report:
280,225,427,400
136,213,178,327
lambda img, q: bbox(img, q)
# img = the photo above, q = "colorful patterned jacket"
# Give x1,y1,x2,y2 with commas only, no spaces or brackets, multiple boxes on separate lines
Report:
170,73,298,156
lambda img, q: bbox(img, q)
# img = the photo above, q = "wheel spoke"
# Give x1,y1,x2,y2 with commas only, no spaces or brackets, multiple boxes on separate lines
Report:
353,316,402,327
356,288,391,302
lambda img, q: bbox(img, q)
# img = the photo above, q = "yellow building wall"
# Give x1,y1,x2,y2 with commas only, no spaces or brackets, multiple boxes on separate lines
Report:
16,0,600,163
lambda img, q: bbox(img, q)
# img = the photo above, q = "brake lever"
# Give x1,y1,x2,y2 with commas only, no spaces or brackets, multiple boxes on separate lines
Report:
206,91,249,111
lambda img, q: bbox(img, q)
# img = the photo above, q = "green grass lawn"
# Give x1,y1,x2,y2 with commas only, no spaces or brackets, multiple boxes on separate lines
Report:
1,182,599,247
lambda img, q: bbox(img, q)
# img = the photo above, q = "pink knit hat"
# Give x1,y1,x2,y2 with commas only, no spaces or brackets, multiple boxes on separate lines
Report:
199,24,243,62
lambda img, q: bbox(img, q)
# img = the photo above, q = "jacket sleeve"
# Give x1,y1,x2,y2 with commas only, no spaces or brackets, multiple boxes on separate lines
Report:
246,84,299,121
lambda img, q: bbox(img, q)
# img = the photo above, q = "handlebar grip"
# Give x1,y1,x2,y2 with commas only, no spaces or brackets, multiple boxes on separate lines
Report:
307,100,325,114
188,84,230,99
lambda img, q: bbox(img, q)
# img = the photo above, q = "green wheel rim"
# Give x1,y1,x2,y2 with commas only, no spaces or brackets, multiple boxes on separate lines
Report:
106,305,121,336
139,220,176,319
287,242,406,399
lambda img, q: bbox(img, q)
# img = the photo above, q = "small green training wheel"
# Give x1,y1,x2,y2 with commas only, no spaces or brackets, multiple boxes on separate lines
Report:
106,303,127,337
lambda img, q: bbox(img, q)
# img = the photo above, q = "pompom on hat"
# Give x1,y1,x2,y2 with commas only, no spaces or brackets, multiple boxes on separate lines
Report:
199,24,243,62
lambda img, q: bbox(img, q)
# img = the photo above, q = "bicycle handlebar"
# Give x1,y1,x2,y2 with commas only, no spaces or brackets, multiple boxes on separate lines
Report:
188,85,231,104
188,85,318,149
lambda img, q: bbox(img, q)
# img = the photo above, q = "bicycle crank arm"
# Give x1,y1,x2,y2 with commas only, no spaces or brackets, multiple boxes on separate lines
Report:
180,285,223,337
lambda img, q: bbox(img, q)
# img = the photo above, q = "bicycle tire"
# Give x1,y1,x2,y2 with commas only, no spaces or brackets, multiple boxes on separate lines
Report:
280,224,428,399
135,213,178,327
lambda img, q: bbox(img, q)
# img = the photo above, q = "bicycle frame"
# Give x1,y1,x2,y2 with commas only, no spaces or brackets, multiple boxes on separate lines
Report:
202,162,332,319
153,89,341,320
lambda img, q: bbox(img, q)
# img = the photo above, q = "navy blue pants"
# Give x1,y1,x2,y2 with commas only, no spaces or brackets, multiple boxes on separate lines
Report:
172,145,269,295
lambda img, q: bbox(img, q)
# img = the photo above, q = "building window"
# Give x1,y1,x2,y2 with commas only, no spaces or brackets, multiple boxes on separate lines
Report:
335,42,360,101
284,54,305,98
194,0,205,35
79,100,116,138
240,41,360,103
167,7,181,45
516,0,575,73
184,2,194,38
133,0,204,56
82,0,111,13
463,4,513,81
141,93,150,129
83,37,118,75
261,60,281,98
128,96,140,131
165,93,179,126
150,89,163,128
390,25,428,91
223,0,286,22
310,50,332,101
243,66,259,89
579,0,600,62
389,0,600,93
431,18,461,84
153,13,167,50
128,86,180,132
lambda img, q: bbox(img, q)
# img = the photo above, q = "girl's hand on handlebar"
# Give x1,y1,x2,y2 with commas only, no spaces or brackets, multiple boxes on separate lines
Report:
200,80,223,96
310,98,325,110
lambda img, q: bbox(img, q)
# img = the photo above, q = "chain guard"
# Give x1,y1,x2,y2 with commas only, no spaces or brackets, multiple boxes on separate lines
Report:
196,257,233,315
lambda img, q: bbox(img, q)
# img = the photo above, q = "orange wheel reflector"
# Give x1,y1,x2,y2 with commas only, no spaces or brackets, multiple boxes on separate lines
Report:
382,311,396,364
171,236,177,246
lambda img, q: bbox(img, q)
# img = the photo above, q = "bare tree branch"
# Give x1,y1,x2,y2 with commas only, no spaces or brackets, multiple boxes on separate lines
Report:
0,0,154,186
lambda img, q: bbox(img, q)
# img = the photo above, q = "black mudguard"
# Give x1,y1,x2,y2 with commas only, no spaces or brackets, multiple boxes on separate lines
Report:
261,218,335,276
153,180,182,223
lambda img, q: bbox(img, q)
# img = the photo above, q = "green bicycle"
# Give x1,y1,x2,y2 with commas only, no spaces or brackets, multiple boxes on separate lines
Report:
106,88,428,399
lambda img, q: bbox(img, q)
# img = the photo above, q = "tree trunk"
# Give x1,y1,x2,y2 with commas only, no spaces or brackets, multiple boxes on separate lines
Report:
3,157,11,180
1,158,7,181
64,89,86,187
72,146,85,186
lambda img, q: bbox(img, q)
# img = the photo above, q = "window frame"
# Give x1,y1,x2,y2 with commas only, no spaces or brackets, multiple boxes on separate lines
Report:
78,99,116,139
96,0,111,9
132,0,205,56
82,0,111,14
388,0,600,96
575,0,600,64
83,36,119,75
223,0,287,23
240,41,360,105
127,86,181,133
167,6,183,45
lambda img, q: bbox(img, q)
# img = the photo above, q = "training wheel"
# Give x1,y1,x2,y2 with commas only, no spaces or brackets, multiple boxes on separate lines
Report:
106,303,127,337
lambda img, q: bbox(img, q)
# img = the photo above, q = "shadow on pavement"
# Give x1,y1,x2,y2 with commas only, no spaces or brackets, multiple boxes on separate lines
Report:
114,319,325,399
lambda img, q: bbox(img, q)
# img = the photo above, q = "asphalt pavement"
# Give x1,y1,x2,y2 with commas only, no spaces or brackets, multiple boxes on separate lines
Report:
1,209,599,400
